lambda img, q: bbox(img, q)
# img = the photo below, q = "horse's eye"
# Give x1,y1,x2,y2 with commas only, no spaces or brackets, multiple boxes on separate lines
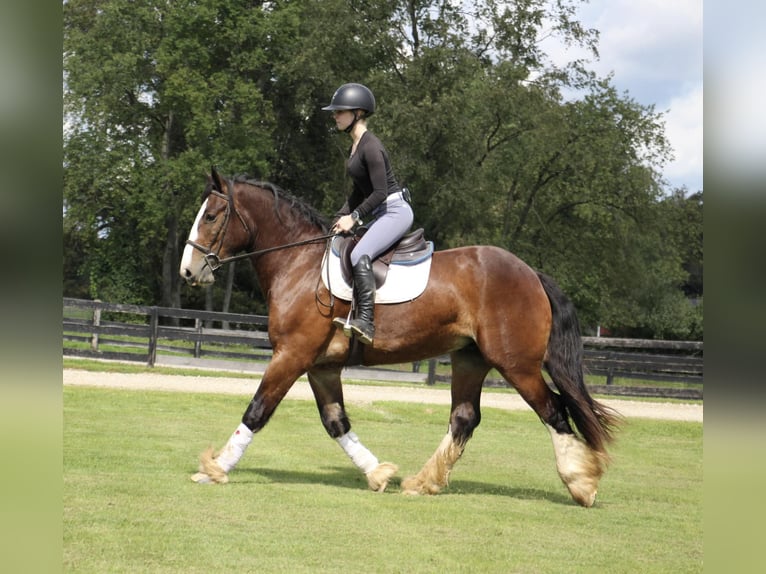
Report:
204,213,216,223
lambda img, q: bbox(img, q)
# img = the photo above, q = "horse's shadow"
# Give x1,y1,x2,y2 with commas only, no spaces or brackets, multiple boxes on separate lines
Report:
226,466,574,506
444,480,573,505
234,465,366,490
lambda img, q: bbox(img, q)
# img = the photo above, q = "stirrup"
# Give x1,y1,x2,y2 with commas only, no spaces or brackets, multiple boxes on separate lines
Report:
349,320,374,345
333,313,352,337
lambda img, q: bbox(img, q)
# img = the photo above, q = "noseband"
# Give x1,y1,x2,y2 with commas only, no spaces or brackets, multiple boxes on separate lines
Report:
185,181,337,272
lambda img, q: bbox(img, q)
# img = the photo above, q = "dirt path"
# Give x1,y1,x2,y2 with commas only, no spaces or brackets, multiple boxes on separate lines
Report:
63,369,702,422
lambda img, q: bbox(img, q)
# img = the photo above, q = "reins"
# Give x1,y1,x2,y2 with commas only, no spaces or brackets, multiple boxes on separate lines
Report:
186,232,338,272
185,181,339,271
186,178,342,313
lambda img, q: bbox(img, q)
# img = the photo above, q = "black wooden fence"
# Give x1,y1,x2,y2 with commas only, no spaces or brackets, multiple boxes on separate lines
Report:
63,298,702,400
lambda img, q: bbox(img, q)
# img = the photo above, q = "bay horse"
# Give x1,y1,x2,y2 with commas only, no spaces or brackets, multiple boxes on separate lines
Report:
180,168,620,507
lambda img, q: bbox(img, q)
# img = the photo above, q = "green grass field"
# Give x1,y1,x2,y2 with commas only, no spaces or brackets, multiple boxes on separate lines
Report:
63,386,702,573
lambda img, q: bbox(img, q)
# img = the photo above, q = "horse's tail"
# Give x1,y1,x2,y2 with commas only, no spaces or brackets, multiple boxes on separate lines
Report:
537,272,621,455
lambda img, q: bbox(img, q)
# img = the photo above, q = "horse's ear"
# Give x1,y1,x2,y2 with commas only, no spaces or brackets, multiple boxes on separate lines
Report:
210,165,226,193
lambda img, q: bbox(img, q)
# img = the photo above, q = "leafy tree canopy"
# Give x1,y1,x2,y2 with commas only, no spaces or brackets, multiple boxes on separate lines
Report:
64,0,702,339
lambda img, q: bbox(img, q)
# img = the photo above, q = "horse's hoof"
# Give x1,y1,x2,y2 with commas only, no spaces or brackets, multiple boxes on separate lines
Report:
366,462,398,492
400,475,442,495
400,476,423,495
197,447,230,484
191,470,229,484
568,486,597,508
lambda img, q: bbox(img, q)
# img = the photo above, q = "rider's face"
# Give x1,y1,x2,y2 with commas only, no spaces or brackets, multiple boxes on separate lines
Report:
332,109,355,131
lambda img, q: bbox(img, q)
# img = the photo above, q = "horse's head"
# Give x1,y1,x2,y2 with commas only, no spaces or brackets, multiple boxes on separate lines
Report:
180,168,251,286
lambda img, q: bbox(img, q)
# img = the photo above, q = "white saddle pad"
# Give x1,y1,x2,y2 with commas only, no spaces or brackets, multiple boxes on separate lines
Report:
320,241,434,304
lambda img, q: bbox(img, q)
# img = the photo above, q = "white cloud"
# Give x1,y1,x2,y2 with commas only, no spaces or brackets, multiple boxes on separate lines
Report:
541,0,703,191
590,3,699,85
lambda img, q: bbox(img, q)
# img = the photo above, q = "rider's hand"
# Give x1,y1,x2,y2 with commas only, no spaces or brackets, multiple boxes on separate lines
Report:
332,214,356,234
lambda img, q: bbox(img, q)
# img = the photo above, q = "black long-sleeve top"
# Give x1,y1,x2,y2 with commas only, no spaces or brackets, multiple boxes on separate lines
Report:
336,131,401,220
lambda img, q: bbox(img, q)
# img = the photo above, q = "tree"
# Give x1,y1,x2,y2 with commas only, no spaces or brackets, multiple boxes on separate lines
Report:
64,0,701,339
361,3,676,332
64,0,276,310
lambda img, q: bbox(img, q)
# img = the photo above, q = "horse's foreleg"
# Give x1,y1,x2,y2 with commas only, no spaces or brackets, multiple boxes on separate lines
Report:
308,368,398,492
190,391,275,484
191,354,305,485
336,432,399,492
401,347,488,495
191,425,252,484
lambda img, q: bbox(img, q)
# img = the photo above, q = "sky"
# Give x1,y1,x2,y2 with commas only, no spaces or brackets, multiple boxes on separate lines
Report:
542,0,703,193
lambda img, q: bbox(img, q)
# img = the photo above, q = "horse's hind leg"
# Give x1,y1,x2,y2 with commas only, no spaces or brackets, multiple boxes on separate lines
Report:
307,367,398,492
497,365,605,507
401,346,489,495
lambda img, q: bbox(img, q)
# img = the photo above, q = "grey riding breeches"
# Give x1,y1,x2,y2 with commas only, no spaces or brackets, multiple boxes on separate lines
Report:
350,192,414,266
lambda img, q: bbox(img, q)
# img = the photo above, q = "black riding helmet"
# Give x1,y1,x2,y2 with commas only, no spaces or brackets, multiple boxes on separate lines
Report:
322,83,376,116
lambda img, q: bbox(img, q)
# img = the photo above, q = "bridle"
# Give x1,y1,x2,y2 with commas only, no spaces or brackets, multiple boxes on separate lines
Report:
185,183,337,272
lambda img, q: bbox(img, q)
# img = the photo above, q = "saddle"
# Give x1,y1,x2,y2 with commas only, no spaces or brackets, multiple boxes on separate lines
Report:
334,227,431,288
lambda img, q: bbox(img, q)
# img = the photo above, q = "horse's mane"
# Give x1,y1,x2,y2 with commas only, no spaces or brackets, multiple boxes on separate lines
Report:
232,174,329,233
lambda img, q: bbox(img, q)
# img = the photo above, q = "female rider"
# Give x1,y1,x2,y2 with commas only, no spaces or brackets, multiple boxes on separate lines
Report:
323,83,414,345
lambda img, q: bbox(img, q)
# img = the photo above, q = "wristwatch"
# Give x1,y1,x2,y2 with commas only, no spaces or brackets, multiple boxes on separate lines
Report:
351,210,362,226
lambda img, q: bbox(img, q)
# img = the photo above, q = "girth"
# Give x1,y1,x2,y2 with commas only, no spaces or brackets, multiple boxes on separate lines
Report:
334,227,430,288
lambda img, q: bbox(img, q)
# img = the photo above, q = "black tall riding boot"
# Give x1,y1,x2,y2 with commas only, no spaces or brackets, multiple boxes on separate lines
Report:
348,255,376,344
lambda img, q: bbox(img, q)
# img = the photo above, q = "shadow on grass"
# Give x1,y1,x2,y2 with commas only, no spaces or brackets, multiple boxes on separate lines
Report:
224,466,575,505
445,480,574,505
234,466,366,490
